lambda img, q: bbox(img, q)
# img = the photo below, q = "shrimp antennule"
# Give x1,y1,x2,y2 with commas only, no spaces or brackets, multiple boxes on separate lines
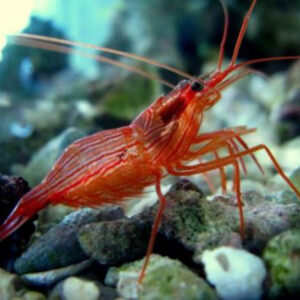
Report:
217,0,229,71
230,0,257,66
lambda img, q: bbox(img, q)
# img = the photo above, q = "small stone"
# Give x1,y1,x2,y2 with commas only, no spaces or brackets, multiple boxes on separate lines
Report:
62,277,100,300
0,268,22,300
117,272,139,299
0,268,46,300
49,277,117,300
106,254,217,300
202,247,266,300
263,229,300,298
49,276,101,300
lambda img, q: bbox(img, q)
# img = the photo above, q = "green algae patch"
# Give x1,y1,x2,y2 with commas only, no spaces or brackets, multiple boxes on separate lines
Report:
106,254,217,300
263,229,300,298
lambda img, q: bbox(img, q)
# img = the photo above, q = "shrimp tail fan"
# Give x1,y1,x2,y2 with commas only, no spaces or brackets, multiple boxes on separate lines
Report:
0,184,50,241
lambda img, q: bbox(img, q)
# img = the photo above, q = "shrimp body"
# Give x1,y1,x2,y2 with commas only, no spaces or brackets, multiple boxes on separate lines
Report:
1,0,300,284
0,127,158,240
0,70,254,244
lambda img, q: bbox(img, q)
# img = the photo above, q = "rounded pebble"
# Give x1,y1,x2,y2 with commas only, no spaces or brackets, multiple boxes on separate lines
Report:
62,277,100,300
202,247,266,300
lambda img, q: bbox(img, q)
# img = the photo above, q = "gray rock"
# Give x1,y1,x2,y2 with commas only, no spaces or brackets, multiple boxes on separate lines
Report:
14,206,124,274
244,196,300,252
21,259,93,287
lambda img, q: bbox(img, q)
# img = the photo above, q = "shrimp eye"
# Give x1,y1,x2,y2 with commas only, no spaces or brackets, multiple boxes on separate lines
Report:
191,81,204,92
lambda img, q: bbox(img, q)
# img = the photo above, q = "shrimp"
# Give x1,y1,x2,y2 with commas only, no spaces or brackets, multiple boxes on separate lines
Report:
1,0,300,284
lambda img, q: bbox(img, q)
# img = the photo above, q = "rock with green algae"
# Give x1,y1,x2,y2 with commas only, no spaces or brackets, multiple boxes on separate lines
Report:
13,127,85,187
14,206,124,274
263,229,300,298
105,254,217,300
78,217,152,266
202,247,266,300
194,189,300,261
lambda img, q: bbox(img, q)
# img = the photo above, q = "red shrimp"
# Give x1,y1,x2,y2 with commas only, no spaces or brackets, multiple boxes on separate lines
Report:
1,0,300,283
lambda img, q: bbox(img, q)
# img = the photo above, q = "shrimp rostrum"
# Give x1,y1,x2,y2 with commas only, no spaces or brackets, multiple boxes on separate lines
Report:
1,0,300,283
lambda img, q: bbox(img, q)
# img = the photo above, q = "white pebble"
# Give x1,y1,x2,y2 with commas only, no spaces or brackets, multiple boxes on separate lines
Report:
62,277,100,300
201,247,266,300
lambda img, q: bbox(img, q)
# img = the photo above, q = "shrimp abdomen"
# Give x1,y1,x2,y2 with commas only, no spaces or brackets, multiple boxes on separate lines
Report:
0,183,50,241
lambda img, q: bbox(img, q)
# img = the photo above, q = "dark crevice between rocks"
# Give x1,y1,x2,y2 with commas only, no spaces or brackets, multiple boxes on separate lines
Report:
153,232,205,278
0,174,36,272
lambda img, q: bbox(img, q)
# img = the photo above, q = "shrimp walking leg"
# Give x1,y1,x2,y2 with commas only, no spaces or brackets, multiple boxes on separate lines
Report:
138,174,166,283
201,171,217,193
168,143,300,234
190,141,244,232
213,149,228,193
170,155,245,234
187,129,263,176
235,144,300,198
171,143,299,199
232,159,243,236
